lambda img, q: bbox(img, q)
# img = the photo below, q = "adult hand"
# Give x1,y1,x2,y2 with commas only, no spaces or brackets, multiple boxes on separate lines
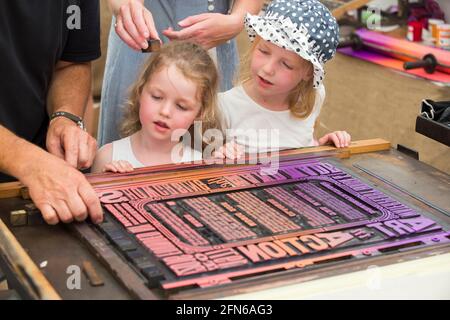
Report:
46,117,97,170
112,0,160,50
22,151,103,225
163,13,243,50
317,131,351,148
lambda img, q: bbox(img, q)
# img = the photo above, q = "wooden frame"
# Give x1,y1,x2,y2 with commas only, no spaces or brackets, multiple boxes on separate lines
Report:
0,219,60,300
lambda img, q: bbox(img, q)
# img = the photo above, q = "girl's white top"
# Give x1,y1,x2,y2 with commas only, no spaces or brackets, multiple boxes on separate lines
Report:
219,84,325,153
112,136,202,168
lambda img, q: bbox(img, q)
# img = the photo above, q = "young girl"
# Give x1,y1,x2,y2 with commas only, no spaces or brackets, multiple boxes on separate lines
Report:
92,41,220,173
217,0,351,157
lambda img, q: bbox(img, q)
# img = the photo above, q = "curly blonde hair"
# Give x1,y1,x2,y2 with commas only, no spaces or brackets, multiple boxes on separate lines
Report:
237,37,316,119
120,41,221,142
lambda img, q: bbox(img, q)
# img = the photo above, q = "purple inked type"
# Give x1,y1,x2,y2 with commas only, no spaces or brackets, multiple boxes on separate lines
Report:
95,158,450,291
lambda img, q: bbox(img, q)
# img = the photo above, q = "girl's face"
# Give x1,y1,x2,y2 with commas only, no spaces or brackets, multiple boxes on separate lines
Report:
250,38,312,104
139,64,201,142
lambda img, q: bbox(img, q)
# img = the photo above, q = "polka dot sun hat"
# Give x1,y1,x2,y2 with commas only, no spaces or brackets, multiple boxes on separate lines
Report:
245,0,339,88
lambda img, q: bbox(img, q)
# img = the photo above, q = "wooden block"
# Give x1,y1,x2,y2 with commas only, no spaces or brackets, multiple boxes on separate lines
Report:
0,181,23,199
0,290,21,300
141,39,160,53
20,187,30,200
347,138,391,154
10,210,27,227
82,261,104,287
27,209,44,226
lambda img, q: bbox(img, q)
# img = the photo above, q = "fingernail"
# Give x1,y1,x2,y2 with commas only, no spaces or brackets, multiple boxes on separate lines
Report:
142,41,148,49
144,31,149,38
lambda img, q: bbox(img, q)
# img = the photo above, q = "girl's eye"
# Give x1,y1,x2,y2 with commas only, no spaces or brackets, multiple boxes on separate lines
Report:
176,104,187,111
283,62,293,70
151,95,162,100
258,48,269,55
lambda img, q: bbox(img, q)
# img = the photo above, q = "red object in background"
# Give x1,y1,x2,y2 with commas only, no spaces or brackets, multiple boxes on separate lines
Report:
409,0,446,30
408,21,423,42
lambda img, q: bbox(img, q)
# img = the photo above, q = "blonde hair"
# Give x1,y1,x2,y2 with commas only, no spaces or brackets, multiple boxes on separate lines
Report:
237,37,316,119
120,41,221,141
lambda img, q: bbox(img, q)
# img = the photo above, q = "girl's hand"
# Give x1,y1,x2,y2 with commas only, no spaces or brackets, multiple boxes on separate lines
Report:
103,160,134,173
317,131,351,148
111,0,160,51
162,13,243,50
213,141,245,160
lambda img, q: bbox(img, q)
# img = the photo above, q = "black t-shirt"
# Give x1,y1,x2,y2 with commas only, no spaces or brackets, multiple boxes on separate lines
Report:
0,0,100,182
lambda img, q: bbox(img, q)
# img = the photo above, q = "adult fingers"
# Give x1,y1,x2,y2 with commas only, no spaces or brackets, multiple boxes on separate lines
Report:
77,136,97,169
38,203,59,225
130,0,149,39
62,128,79,168
77,133,90,169
115,15,141,50
66,194,88,222
178,13,210,28
162,27,194,41
121,5,148,48
78,182,103,224
46,136,66,160
143,9,160,40
53,200,74,224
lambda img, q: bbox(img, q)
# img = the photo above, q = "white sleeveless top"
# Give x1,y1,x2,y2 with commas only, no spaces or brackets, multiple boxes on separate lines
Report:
219,85,326,153
111,136,202,168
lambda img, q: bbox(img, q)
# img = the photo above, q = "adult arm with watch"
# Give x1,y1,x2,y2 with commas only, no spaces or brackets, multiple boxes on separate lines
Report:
0,125,103,225
0,60,103,225
0,61,103,226
46,60,98,169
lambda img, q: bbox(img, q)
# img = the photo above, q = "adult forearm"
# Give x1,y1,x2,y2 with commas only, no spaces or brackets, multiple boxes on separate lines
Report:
0,126,103,225
108,0,144,16
0,126,44,181
228,0,265,35
231,0,265,21
47,61,92,118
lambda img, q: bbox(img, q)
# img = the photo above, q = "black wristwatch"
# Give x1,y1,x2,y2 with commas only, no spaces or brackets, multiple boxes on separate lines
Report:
50,111,85,130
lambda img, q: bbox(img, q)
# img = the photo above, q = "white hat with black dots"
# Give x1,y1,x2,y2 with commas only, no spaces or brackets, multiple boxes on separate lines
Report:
245,0,339,88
